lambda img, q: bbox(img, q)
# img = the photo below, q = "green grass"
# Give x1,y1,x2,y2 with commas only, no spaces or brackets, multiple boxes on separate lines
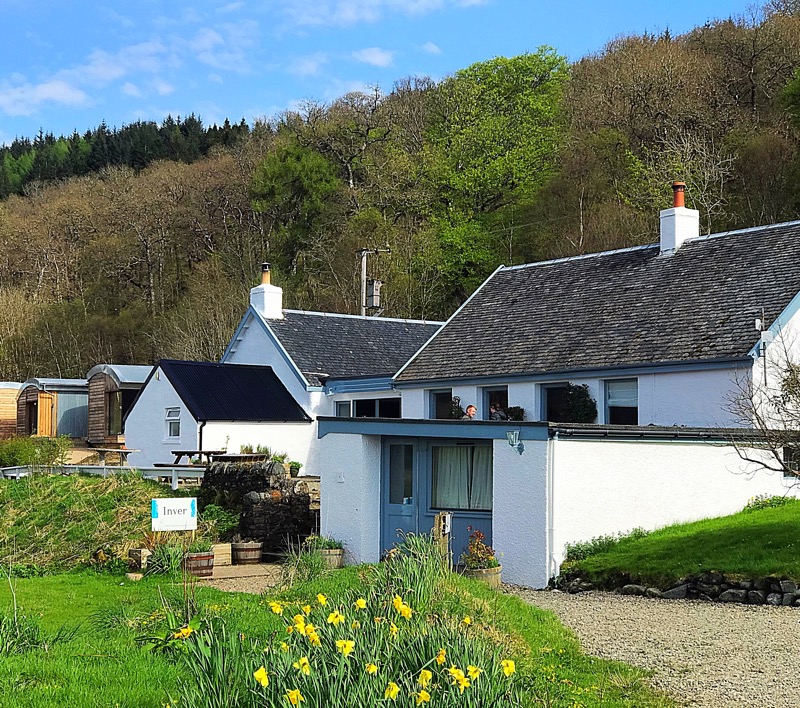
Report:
0,473,197,569
565,499,800,588
0,568,671,707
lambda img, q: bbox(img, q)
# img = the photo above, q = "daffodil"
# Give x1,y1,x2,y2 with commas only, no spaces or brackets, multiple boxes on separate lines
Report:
374,616,384,624
384,681,400,701
392,595,404,611
285,688,305,705
351,620,361,629
293,614,307,635
172,626,193,639
462,615,472,626
293,656,311,675
418,669,432,688
389,622,398,637
302,604,312,615
467,665,482,681
280,641,290,652
335,639,355,656
327,610,345,626
307,631,321,647
286,625,294,634
269,601,284,615
316,593,327,606
435,648,446,665
415,689,431,705
500,659,516,677
354,598,367,610
365,662,378,675
253,666,269,687
447,667,470,693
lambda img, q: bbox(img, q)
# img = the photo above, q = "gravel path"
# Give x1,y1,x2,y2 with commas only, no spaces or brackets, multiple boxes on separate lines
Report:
512,588,800,707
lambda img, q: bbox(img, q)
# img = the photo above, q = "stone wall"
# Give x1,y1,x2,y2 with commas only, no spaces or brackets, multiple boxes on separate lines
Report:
563,572,800,607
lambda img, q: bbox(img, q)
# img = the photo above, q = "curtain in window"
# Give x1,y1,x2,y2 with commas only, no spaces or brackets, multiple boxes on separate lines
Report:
469,446,493,510
432,446,470,509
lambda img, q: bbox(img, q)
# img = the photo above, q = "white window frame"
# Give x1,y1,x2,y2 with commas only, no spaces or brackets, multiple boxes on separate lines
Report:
165,407,181,439
605,379,638,425
335,401,351,417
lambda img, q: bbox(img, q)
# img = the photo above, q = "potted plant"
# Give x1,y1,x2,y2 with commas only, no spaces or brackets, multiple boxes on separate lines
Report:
303,534,344,569
460,528,502,588
182,539,215,578
288,460,303,478
231,535,263,565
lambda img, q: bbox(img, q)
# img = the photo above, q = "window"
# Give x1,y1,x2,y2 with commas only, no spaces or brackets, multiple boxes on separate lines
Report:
483,387,508,420
783,447,800,478
431,445,492,511
335,401,351,417
606,379,638,425
388,444,414,505
430,389,453,419
107,391,123,436
165,408,181,438
353,398,401,418
542,384,570,422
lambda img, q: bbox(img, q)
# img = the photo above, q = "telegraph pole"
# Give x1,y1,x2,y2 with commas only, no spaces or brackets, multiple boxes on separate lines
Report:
358,246,390,316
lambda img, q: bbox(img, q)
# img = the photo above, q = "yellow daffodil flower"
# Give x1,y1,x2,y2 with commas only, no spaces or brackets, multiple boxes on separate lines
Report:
366,662,378,675
354,598,367,610
292,656,311,675
415,689,431,705
327,611,345,626
285,688,305,705
316,593,327,606
447,666,463,680
455,675,470,693
280,642,290,652
418,669,432,688
172,626,193,639
501,659,516,677
335,639,355,656
269,601,284,615
286,625,294,634
435,648,446,665
462,615,472,626
374,616,384,624
253,666,269,687
384,681,400,701
293,615,307,635
302,604,312,615
467,665,482,681
351,620,361,629
389,622,398,637
307,631,321,647
399,604,412,620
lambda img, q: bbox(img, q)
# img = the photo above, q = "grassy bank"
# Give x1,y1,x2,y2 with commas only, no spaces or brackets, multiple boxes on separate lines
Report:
564,498,800,588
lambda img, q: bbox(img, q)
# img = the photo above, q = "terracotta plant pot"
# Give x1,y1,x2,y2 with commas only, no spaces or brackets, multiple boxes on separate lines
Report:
462,565,502,589
183,551,214,578
231,541,263,565
319,548,344,569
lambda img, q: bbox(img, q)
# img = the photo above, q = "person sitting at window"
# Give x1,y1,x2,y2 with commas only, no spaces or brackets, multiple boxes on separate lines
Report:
489,402,508,421
461,404,477,420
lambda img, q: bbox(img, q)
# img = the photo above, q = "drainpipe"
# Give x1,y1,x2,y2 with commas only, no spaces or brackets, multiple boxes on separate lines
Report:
546,431,558,582
198,420,206,453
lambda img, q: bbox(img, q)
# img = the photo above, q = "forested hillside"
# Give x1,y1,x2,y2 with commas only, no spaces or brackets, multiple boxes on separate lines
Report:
3,5,800,380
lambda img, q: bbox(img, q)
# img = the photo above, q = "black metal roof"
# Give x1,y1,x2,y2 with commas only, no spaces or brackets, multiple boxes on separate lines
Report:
158,360,310,422
396,221,800,382
265,311,441,386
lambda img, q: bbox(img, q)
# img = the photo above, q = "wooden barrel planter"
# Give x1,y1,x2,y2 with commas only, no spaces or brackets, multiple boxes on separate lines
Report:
462,565,502,589
231,541,263,565
183,551,215,578
320,548,344,569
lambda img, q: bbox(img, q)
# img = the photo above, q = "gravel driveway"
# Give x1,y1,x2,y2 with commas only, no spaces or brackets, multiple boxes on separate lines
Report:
512,588,800,707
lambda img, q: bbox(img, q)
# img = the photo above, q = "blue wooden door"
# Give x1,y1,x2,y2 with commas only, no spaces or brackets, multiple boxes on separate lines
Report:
381,440,420,554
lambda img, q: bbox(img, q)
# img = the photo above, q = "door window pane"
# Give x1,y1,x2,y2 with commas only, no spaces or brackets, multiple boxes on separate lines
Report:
107,391,122,435
388,445,413,505
432,445,492,511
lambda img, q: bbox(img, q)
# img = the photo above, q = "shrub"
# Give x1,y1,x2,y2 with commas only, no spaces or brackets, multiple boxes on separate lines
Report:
743,494,794,512
505,406,525,422
563,527,649,562
201,504,240,540
460,528,500,570
303,535,342,551
0,436,71,467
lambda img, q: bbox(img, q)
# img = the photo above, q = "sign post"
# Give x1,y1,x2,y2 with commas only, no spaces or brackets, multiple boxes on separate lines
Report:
151,498,197,532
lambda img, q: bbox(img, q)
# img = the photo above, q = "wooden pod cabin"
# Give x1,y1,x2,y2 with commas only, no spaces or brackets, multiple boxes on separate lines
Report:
86,364,152,447
0,383,22,439
16,378,88,439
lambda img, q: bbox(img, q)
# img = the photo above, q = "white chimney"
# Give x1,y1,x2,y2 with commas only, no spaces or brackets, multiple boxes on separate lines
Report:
660,181,699,255
250,263,283,319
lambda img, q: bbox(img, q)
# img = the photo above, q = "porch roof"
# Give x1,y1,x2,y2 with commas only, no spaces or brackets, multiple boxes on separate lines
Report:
317,417,550,441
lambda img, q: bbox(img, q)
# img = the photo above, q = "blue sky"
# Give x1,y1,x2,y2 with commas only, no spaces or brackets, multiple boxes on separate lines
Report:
0,0,754,145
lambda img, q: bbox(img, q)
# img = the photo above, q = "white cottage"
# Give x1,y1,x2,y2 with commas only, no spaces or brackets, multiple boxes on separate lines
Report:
317,185,800,587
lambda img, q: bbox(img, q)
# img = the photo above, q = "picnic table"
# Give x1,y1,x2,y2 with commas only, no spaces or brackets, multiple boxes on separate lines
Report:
168,449,226,465
93,448,140,466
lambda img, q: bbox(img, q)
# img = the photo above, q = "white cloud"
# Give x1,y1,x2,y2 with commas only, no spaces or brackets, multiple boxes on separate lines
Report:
352,47,394,67
153,79,175,96
188,28,224,53
217,1,244,12
208,73,223,83
186,21,258,73
288,53,328,76
276,0,487,26
121,82,142,97
421,41,442,54
0,80,88,116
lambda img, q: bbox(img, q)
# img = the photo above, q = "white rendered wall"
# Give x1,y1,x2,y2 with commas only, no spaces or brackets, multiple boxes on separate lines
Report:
550,437,798,570
399,388,425,418
125,370,199,467
492,438,549,588
318,433,382,564
202,421,315,469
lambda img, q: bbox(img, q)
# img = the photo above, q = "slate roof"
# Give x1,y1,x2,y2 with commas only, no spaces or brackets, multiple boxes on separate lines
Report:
264,311,442,386
396,221,800,382
158,360,310,422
